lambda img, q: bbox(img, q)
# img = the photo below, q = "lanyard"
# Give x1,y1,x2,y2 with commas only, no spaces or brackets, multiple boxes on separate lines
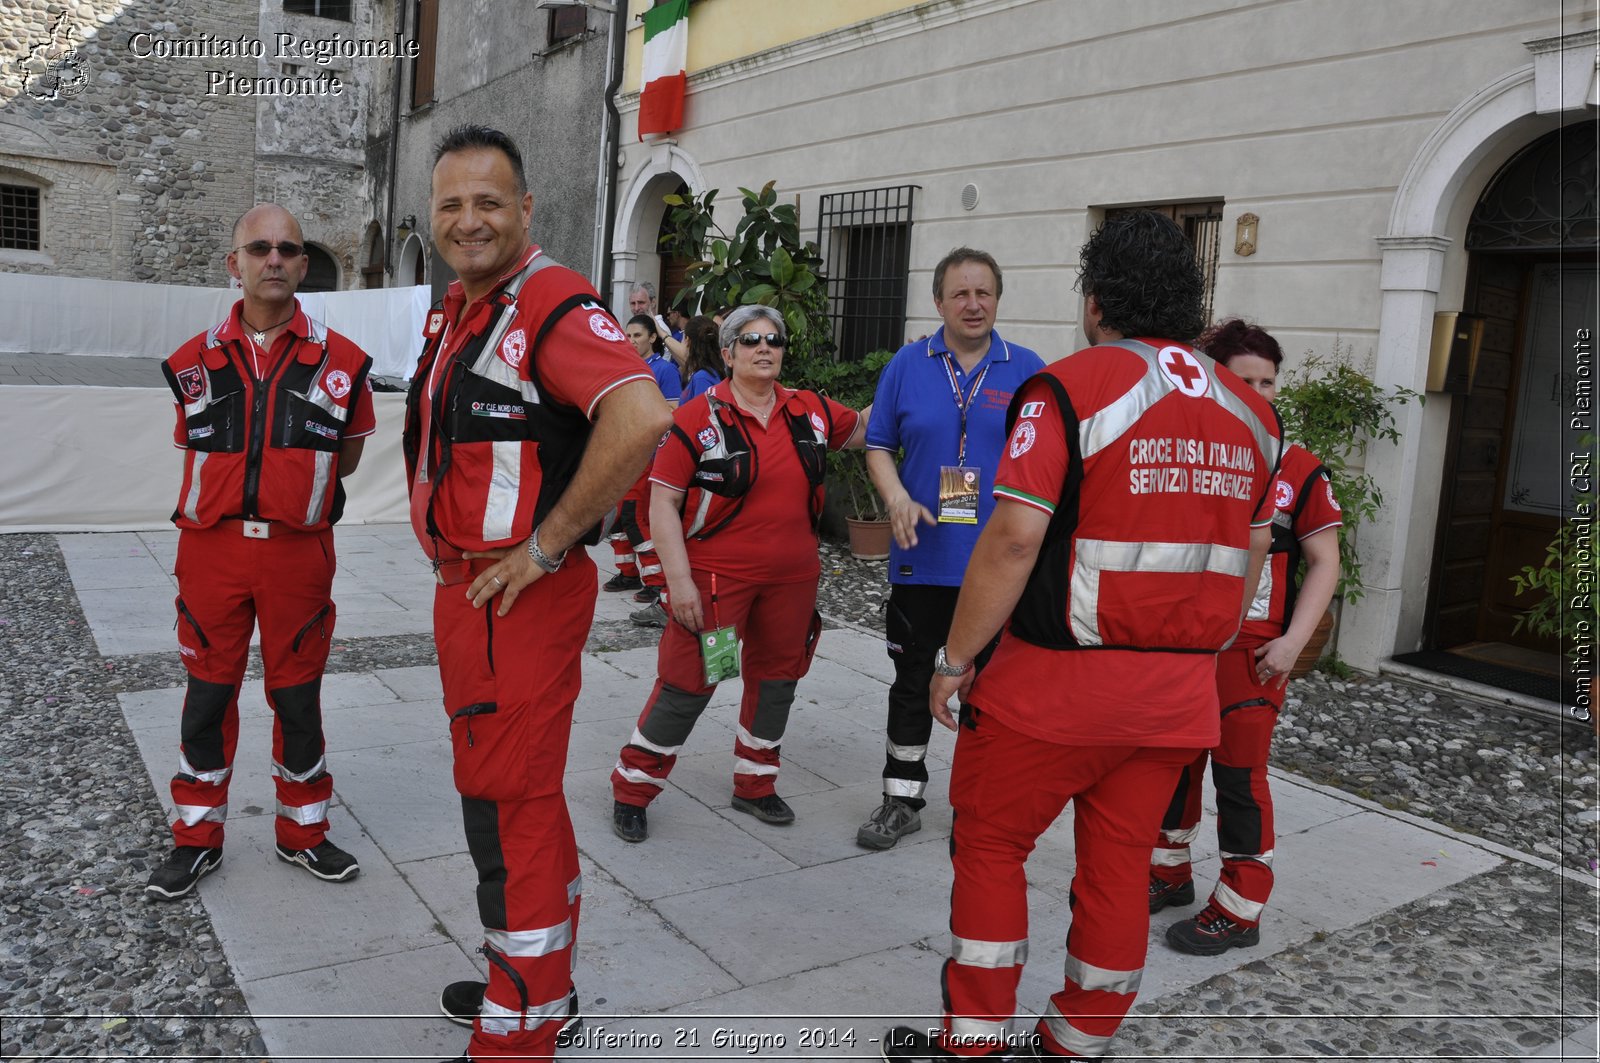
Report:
935,341,990,466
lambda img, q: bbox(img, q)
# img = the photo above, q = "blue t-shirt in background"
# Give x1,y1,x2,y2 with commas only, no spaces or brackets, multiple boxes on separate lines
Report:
647,353,682,402
680,368,722,403
865,326,1045,585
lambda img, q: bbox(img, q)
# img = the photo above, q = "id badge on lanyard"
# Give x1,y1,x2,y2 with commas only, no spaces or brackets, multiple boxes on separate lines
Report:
699,574,740,684
938,349,987,524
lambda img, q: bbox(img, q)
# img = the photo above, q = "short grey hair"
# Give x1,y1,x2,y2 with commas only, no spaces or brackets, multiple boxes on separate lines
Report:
719,305,785,350
630,281,656,300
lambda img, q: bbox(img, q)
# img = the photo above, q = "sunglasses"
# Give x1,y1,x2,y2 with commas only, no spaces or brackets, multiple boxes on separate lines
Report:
734,332,786,349
233,240,306,259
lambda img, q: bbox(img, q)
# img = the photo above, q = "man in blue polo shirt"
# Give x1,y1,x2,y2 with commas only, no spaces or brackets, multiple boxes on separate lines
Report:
857,247,1045,850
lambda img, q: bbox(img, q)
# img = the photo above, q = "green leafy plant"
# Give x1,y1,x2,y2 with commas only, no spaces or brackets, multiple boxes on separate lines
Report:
791,350,894,520
1510,445,1596,667
1275,341,1421,603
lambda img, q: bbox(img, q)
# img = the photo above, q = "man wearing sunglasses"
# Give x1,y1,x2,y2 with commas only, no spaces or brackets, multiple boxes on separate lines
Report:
147,203,376,902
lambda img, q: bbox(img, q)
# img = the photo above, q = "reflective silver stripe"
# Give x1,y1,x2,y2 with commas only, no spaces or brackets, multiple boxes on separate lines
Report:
951,935,1028,969
1150,847,1191,867
637,537,654,551
885,777,926,798
178,751,230,786
301,382,350,422
477,991,572,1037
612,763,666,788
567,873,582,904
1069,538,1251,646
1246,556,1273,622
948,1016,1010,1042
1220,848,1274,866
304,450,334,526
481,440,521,543
276,798,330,825
1214,880,1267,921
1063,951,1142,995
627,728,680,756
683,488,715,538
614,551,637,563
1041,1001,1116,1058
1160,824,1200,845
639,562,663,577
886,739,927,762
176,803,227,826
467,305,544,406
484,920,572,958
732,756,779,777
1078,347,1174,459
736,725,780,751
183,451,206,523
271,756,327,784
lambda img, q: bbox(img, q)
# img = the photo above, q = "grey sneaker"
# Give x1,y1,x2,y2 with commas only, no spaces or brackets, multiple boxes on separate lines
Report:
856,798,922,850
629,600,669,628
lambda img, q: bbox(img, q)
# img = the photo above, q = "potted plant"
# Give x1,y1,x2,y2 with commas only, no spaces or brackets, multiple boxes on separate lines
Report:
789,349,895,558
1511,470,1597,730
1273,342,1421,673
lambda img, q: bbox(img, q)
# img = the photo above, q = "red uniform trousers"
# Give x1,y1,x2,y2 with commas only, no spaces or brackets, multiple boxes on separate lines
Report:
608,472,663,587
434,554,593,1061
945,708,1197,1059
1152,646,1285,926
169,524,337,851
611,570,820,805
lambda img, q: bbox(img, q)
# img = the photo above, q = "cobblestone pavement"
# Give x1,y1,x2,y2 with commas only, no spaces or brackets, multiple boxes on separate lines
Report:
3,531,1596,1060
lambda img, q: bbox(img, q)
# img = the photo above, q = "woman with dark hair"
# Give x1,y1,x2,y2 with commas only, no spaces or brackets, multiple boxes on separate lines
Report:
1151,318,1342,956
677,315,725,402
604,315,683,594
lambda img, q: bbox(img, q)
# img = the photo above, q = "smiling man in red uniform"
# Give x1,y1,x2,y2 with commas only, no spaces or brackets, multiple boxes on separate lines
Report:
405,125,672,1063
884,211,1281,1061
146,203,376,902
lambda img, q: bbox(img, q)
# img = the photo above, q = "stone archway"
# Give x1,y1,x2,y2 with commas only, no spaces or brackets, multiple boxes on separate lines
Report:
1340,30,1598,674
610,143,707,314
398,233,427,289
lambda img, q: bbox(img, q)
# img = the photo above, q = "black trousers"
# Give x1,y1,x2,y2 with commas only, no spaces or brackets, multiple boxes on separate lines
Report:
881,582,997,809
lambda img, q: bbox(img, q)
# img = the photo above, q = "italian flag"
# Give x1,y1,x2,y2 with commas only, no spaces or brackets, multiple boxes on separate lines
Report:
639,0,689,136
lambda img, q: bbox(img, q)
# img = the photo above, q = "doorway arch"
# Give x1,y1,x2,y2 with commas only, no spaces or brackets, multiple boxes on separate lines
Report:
611,144,707,315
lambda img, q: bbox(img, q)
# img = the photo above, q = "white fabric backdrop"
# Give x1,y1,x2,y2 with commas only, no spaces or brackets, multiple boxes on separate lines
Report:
0,273,429,380
0,387,411,532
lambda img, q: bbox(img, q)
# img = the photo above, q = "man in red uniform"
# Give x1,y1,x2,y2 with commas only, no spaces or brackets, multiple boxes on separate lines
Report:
146,203,376,901
406,126,672,1063
884,211,1281,1061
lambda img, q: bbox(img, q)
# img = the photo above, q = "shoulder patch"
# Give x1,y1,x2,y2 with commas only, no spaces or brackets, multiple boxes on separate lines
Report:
1019,400,1045,419
589,312,625,343
323,369,352,399
1008,419,1036,459
425,310,446,338
697,426,720,450
176,366,204,401
1274,479,1294,510
500,328,528,368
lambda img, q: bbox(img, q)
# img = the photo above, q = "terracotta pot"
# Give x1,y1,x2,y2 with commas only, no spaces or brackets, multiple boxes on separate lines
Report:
845,517,892,561
1288,608,1336,679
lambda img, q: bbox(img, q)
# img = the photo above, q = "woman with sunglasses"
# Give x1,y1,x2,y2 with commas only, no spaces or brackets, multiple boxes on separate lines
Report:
1150,318,1342,955
677,314,726,403
609,305,870,841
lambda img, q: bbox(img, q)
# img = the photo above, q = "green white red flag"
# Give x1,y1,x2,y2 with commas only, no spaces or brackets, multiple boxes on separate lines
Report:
639,0,688,136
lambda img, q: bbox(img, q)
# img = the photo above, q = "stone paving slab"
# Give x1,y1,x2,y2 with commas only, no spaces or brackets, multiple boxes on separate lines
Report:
61,526,1596,1061
0,352,166,388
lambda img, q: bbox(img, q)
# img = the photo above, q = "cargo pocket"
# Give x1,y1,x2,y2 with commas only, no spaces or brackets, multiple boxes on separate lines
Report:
884,597,913,661
798,609,824,678
448,701,527,801
291,602,335,655
175,596,209,667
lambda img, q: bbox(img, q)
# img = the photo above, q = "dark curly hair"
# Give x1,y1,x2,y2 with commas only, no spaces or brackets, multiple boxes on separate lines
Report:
681,315,723,386
1197,318,1283,368
1076,210,1205,342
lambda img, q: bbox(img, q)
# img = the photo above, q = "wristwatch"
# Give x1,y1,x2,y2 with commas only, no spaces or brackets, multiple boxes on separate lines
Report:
526,525,567,574
933,646,973,677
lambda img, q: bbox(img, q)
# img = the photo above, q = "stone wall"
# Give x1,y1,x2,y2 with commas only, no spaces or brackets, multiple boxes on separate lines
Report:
0,0,257,286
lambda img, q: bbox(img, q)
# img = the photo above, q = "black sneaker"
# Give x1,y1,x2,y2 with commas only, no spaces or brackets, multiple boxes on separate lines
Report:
1148,874,1195,913
603,572,642,592
145,845,222,901
275,839,360,882
1165,901,1261,955
731,793,795,825
440,981,584,1046
857,797,922,850
613,800,648,843
632,584,661,604
629,601,669,628
881,1025,1022,1061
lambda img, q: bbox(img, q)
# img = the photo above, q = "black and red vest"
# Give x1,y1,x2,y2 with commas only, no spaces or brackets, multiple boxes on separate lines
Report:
163,310,372,531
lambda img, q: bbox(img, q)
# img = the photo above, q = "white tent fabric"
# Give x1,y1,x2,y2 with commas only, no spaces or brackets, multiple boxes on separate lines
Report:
0,273,429,380
0,387,411,532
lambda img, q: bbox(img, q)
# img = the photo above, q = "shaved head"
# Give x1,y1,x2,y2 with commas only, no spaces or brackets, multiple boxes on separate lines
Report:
232,203,303,246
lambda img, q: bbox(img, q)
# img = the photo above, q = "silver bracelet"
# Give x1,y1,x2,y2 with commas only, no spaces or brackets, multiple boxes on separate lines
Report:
526,525,566,574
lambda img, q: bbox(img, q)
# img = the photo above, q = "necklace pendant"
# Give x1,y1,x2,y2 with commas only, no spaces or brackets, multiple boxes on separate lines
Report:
251,331,266,346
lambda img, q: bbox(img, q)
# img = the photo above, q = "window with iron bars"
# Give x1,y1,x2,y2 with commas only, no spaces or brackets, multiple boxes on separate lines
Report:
1,184,41,251
1105,201,1223,323
817,185,918,361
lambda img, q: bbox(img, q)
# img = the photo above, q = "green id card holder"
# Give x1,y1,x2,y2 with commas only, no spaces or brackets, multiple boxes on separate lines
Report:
700,624,740,685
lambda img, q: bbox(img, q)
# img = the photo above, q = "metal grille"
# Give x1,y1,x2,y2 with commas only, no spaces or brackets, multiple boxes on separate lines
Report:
817,185,917,361
0,185,40,251
1182,206,1222,324
1467,121,1597,251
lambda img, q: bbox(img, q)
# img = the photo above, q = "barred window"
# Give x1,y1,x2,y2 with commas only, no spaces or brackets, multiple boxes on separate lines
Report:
1,185,41,251
817,185,918,361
